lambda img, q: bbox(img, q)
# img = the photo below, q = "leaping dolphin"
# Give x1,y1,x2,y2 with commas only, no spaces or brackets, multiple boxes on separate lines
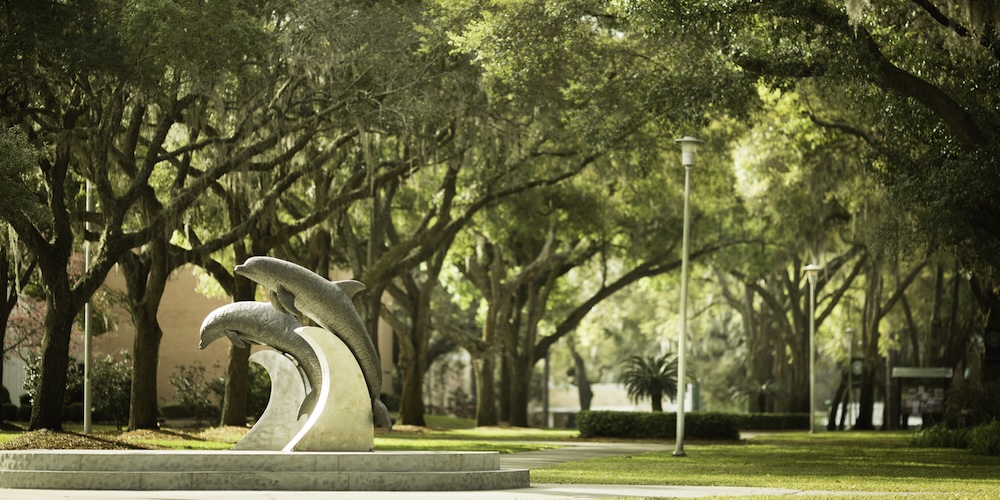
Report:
199,301,322,417
234,256,392,430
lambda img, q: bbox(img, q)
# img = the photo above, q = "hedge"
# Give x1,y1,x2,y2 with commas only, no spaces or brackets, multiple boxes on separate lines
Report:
577,411,741,440
737,413,809,430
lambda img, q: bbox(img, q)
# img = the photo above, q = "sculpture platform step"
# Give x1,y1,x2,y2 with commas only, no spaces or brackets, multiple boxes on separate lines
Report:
0,450,530,491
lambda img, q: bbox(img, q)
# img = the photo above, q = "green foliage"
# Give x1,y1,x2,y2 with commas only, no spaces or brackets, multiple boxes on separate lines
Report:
0,385,9,405
576,410,740,440
737,413,809,430
168,363,218,426
1,403,16,421
16,405,31,422
64,402,85,422
23,355,83,404
0,127,44,226
910,425,970,449
968,420,1000,457
246,361,270,420
381,392,401,413
943,382,1000,428
92,351,133,430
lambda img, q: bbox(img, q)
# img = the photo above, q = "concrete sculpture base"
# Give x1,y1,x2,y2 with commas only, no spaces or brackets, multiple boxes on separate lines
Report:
0,450,530,491
284,326,374,452
234,350,307,451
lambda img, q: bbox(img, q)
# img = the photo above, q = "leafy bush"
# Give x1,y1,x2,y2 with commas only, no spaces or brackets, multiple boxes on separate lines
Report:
1,385,10,405
1,403,17,420
159,403,220,421
380,392,400,413
910,425,970,449
17,405,31,421
92,351,133,429
577,411,740,440
65,402,85,422
23,355,84,404
246,362,271,420
968,420,1000,456
168,362,219,426
738,413,810,430
943,382,1000,428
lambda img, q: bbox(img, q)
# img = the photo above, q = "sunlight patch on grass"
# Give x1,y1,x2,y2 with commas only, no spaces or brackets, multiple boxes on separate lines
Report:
375,437,559,454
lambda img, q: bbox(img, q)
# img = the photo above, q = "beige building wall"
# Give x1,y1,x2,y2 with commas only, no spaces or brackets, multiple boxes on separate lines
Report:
98,265,394,406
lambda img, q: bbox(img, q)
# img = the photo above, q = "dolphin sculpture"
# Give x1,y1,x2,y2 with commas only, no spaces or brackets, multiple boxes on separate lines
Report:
234,256,393,430
199,301,322,417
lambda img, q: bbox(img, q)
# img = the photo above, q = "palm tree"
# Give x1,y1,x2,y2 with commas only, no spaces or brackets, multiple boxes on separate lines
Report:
618,353,679,412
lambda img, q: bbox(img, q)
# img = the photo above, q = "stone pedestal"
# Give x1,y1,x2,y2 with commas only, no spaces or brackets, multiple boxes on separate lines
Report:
234,350,307,451
284,326,374,452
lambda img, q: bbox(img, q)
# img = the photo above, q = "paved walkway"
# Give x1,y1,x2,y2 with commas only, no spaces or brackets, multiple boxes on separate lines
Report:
0,441,907,499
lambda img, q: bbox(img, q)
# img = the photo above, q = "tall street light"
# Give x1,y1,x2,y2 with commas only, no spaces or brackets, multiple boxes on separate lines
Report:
803,263,822,434
673,136,702,457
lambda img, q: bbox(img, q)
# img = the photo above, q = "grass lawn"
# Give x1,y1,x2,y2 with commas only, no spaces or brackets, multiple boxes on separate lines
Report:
4,418,998,497
532,431,1000,497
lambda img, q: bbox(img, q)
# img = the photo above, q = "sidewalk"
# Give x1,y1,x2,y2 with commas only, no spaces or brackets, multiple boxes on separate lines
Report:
0,441,897,499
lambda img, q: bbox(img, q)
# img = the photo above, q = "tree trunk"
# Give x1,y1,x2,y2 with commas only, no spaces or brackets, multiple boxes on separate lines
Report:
827,370,848,430
121,245,170,431
568,343,593,411
473,355,498,426
855,263,883,430
220,274,256,426
508,353,530,427
29,278,76,431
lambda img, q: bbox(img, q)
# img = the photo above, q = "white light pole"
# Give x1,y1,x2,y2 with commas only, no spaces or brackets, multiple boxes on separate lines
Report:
803,263,822,434
673,136,702,457
844,327,855,430
84,181,94,434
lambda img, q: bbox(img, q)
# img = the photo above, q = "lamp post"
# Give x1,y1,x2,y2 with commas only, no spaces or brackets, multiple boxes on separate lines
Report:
803,263,822,434
844,327,855,430
84,180,93,434
673,136,702,457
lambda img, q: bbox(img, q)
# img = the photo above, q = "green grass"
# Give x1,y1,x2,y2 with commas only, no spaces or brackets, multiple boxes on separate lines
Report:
533,431,1000,497
6,417,999,497
374,437,556,453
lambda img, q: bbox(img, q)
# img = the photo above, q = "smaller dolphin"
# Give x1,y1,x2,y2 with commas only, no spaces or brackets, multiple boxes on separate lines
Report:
199,301,322,417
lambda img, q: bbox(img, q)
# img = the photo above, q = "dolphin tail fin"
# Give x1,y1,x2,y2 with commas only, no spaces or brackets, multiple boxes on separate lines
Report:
335,280,367,299
298,389,319,418
373,397,392,431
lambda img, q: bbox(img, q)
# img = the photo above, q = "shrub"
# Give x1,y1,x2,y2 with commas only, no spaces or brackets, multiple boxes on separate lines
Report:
380,392,400,413
738,413,810,430
65,402,85,422
17,405,31,422
1,385,10,405
92,351,133,430
942,382,1000,428
968,420,1000,456
246,362,271,420
910,425,970,449
1,403,17,420
168,362,218,426
577,411,740,440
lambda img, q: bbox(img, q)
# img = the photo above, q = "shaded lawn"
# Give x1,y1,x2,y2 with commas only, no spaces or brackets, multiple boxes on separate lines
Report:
533,431,1000,496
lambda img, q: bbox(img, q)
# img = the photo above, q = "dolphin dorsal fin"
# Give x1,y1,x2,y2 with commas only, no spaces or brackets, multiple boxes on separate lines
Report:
335,280,367,298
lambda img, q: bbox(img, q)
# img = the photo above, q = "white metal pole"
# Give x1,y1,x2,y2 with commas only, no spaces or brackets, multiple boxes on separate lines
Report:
808,273,816,434
673,162,691,457
83,181,93,434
